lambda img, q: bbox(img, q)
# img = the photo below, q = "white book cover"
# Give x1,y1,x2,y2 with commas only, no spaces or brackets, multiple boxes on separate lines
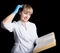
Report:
33,32,56,53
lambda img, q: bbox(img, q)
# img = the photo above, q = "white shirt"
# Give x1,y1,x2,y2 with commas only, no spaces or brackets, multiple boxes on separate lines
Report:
2,20,38,53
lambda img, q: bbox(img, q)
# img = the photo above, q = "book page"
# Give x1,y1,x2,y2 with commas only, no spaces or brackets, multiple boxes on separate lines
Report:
33,32,56,53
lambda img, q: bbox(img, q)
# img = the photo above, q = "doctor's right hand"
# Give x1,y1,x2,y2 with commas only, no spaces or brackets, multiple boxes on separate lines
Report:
13,5,23,15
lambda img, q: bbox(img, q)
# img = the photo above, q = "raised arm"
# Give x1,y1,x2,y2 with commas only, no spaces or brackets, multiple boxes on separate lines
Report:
2,5,22,24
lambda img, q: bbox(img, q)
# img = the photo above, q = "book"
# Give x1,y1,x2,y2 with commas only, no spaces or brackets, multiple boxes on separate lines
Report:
33,32,56,53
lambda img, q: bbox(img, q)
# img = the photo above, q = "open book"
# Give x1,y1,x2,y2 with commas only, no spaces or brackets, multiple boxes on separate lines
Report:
33,32,56,53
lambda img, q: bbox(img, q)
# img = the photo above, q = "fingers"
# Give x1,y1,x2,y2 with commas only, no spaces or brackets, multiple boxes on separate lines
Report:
16,5,23,9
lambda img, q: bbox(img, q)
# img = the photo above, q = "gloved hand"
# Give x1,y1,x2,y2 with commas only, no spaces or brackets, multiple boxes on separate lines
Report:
13,5,22,15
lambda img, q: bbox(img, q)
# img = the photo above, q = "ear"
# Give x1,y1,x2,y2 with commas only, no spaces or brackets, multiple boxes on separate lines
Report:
19,12,22,15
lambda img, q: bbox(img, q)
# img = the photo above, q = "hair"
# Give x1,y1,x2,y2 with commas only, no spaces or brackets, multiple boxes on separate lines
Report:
19,4,33,14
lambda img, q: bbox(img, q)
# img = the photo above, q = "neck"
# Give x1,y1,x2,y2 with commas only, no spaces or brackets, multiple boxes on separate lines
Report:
20,20,27,30
20,20,27,27
22,20,26,23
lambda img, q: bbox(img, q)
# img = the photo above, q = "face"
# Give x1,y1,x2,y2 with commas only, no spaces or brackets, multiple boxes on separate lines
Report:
19,8,33,22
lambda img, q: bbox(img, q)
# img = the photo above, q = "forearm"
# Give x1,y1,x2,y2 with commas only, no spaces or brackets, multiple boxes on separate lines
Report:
2,13,15,24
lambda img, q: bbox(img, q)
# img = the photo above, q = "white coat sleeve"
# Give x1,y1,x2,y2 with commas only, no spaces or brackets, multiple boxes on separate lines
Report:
33,24,38,43
1,21,16,32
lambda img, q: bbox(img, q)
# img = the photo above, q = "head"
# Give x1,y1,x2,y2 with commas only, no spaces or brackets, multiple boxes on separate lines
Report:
19,4,33,22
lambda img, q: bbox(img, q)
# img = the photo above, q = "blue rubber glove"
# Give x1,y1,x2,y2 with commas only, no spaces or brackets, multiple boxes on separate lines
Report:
13,5,22,15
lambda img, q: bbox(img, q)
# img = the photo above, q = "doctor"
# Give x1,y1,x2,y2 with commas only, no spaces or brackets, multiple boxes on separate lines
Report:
1,4,38,53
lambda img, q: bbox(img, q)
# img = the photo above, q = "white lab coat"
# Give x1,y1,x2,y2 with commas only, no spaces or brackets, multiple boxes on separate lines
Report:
2,20,38,53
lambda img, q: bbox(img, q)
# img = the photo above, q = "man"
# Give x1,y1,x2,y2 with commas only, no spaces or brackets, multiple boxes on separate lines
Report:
1,4,38,53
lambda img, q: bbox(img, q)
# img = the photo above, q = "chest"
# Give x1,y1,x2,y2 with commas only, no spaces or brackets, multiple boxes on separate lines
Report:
15,23,36,39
